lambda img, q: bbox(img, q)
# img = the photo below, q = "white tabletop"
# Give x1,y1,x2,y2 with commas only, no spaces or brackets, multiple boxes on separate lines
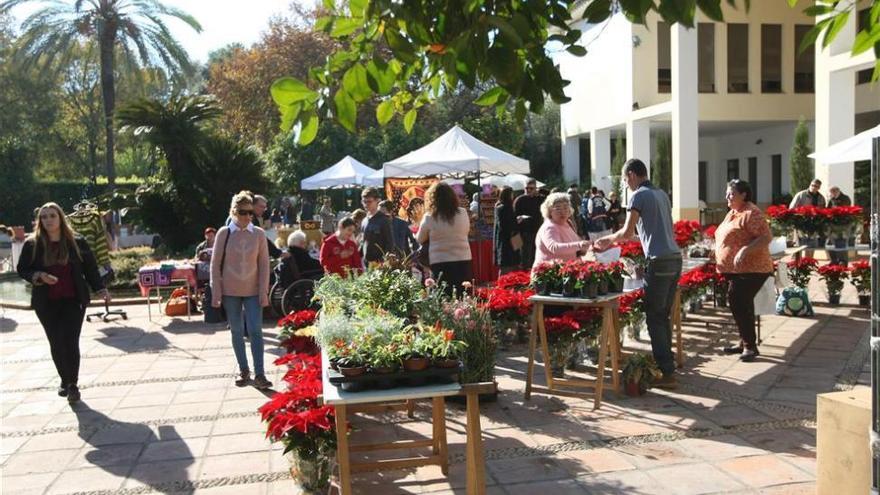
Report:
321,354,461,406
528,293,623,305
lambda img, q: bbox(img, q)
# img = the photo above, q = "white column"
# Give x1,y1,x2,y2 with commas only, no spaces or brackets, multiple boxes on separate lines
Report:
626,119,651,176
814,15,856,197
671,24,700,221
590,129,611,192
561,135,580,183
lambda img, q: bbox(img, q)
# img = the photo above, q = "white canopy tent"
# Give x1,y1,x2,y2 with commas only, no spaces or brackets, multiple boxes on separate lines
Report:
440,174,544,189
300,155,383,190
382,125,530,178
809,124,880,164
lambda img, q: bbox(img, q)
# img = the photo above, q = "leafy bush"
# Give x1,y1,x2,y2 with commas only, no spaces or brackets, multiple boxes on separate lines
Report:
109,247,155,289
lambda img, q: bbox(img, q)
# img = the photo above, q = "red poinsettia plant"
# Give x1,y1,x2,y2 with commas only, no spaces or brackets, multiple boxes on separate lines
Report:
702,225,718,240
496,271,532,291
259,351,336,460
678,265,717,302
576,260,604,285
618,240,645,262
531,261,562,288
544,315,581,343
825,206,863,226
674,220,702,248
849,260,871,294
483,287,534,321
818,263,849,297
278,309,319,354
787,257,818,288
561,307,602,338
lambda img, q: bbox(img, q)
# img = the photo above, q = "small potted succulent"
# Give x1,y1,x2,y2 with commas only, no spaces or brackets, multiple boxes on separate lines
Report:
621,353,662,396
531,261,560,295
849,260,871,307
818,263,849,305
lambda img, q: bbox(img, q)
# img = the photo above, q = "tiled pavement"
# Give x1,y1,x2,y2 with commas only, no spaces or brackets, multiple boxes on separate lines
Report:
0,278,870,494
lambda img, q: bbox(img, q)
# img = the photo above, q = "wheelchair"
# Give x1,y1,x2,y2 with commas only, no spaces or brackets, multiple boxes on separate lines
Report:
269,256,322,317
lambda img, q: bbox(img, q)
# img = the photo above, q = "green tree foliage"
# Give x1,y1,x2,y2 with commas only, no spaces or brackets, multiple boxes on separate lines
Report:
789,118,813,194
610,136,626,198
269,0,878,145
653,134,672,194
118,95,270,249
1,0,202,185
0,138,41,225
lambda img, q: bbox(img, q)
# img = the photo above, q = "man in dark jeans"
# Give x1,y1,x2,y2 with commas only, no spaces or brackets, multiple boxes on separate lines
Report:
513,179,543,269
595,158,681,389
360,188,394,265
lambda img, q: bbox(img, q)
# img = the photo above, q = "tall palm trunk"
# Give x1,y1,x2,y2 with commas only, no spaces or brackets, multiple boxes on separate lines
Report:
99,22,117,186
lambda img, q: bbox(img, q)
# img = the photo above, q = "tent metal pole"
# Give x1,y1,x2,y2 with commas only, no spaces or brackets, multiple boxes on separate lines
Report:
871,136,879,494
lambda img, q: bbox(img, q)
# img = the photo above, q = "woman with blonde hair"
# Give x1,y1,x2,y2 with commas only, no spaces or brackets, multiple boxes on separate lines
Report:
211,191,272,389
416,182,472,295
17,202,110,402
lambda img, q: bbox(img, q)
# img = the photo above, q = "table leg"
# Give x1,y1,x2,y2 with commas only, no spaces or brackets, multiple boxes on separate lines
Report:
334,404,352,495
406,399,415,418
465,391,486,495
147,287,152,322
594,311,610,410
525,304,539,400
432,396,448,475
185,284,191,320
536,303,553,392
610,307,621,393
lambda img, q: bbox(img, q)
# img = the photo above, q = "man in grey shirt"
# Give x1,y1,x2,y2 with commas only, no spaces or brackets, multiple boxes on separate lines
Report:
595,158,681,389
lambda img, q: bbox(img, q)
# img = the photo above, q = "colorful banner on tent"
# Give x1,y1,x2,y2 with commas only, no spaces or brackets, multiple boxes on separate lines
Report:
384,177,440,226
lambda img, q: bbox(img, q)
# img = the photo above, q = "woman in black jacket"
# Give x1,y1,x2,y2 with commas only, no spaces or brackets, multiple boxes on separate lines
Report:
17,202,110,402
494,187,521,275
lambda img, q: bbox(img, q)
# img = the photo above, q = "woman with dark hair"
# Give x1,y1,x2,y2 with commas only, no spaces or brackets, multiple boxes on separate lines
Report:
417,182,472,295
17,202,110,402
714,179,773,362
493,186,520,275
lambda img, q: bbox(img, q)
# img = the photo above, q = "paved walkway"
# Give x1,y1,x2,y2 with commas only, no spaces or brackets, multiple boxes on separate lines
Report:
0,278,870,494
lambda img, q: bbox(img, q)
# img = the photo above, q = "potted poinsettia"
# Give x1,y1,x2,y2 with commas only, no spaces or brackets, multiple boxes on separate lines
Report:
531,261,561,295
786,257,818,289
849,260,871,307
818,263,849,305
605,261,626,293
544,315,580,378
621,353,662,396
560,260,582,297
578,261,601,298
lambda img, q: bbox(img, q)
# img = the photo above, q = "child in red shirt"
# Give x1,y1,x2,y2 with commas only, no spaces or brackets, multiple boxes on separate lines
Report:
320,217,363,277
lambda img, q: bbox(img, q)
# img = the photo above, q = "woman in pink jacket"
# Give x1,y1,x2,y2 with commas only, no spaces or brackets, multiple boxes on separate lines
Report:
533,192,592,269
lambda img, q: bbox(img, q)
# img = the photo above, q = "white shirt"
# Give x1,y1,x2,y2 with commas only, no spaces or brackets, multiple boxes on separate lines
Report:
229,221,255,233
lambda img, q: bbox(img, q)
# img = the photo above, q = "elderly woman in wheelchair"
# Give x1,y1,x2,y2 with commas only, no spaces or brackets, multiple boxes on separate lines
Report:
269,230,322,316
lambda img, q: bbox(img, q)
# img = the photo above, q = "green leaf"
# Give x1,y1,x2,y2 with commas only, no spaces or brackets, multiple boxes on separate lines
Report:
342,63,372,102
334,89,357,132
366,58,395,95
786,0,798,7
474,87,507,106
403,108,417,133
566,45,587,56
803,4,834,17
298,111,319,146
331,17,361,37
852,26,880,55
349,0,367,18
797,18,831,55
322,0,334,10
279,103,302,132
385,29,417,64
376,100,394,125
315,16,332,32
696,0,724,22
270,77,316,106
487,16,523,48
582,0,612,23
822,11,850,48
619,0,653,24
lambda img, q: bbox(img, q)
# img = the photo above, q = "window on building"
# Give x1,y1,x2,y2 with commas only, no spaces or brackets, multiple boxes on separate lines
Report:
761,24,782,93
658,21,671,93
698,161,708,201
727,24,749,93
579,138,592,189
857,8,872,85
698,23,716,93
794,25,815,93
771,154,783,202
727,159,740,181
748,157,758,201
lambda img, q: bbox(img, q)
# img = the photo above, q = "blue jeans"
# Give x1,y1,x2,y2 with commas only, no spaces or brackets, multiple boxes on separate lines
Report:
643,254,682,375
222,295,265,375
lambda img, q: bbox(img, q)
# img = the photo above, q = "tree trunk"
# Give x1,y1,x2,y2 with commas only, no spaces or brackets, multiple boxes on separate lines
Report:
99,25,117,187
88,140,98,185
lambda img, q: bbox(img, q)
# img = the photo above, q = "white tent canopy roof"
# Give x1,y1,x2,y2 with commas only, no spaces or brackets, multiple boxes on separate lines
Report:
300,155,383,190
382,125,530,178
809,124,880,165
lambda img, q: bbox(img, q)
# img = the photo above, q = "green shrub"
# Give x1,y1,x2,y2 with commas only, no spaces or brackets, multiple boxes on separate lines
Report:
109,247,155,289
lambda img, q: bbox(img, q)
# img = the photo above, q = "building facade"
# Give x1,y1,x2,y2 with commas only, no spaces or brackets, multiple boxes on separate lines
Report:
557,2,879,220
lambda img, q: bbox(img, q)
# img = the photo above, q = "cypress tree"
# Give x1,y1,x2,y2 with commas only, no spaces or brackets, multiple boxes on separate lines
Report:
789,118,813,194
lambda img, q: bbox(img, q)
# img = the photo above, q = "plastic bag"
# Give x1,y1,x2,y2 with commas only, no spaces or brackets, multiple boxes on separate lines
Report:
754,277,777,315
775,287,814,317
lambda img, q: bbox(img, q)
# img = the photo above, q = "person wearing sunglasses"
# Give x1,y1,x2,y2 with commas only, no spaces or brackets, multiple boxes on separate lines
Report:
210,191,272,390
17,202,110,402
513,178,543,269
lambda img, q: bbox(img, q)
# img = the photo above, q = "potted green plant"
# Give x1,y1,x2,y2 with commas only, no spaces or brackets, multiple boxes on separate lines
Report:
849,260,871,307
621,353,662,396
368,343,401,389
394,327,431,372
818,263,848,305
428,325,468,368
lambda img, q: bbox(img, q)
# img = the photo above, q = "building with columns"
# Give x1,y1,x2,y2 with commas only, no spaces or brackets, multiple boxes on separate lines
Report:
557,2,879,221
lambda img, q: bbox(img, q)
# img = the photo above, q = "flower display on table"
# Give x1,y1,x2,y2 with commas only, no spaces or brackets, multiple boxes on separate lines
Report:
260,351,335,491
786,257,818,289
278,309,319,354
531,261,562,294
604,261,626,292
849,260,871,307
825,206,863,241
818,263,849,305
766,205,863,244
479,285,534,347
678,265,718,307
674,220,702,248
560,260,584,296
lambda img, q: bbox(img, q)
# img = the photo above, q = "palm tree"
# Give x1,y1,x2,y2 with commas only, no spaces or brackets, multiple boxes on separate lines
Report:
0,0,201,185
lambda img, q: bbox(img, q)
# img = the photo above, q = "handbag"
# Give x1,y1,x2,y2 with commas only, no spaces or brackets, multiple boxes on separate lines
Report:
510,233,523,251
775,286,814,317
203,229,231,323
164,287,190,317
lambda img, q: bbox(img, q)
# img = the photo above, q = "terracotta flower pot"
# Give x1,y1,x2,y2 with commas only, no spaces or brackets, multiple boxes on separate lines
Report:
433,358,460,369
625,380,645,397
403,357,430,372
339,365,367,377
